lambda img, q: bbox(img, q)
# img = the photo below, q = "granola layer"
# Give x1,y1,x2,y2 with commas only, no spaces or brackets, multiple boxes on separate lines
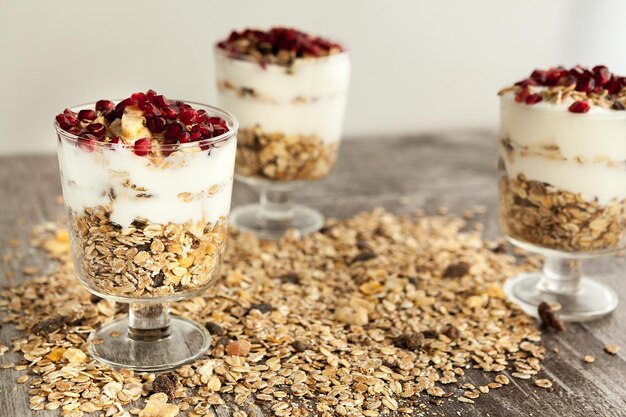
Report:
235,126,338,181
70,206,227,298
499,174,626,252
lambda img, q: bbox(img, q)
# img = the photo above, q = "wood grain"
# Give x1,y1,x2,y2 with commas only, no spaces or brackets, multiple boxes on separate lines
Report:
1,132,625,416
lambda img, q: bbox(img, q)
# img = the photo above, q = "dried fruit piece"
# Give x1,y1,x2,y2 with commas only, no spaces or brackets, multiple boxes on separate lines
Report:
538,302,565,332
279,272,301,284
442,262,471,278
248,303,273,314
443,325,460,340
292,340,310,353
351,251,376,264
31,316,66,336
152,373,177,402
226,339,252,356
204,321,226,336
393,333,424,350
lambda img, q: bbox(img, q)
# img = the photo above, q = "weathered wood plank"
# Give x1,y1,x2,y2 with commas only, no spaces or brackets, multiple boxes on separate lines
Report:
1,132,626,416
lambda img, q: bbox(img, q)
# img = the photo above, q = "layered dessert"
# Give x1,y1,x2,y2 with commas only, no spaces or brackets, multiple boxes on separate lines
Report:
215,27,350,181
498,66,626,252
55,91,237,297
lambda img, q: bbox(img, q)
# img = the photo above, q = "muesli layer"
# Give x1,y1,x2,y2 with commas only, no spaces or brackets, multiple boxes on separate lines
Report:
499,174,626,252
235,126,338,181
70,206,226,298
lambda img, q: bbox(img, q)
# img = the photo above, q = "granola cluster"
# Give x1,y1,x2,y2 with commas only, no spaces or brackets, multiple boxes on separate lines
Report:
499,174,626,252
236,126,338,181
69,206,227,298
1,209,559,416
217,27,343,67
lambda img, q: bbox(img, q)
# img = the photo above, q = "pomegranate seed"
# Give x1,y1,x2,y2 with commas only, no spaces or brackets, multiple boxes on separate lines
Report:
77,134,98,152
131,92,147,107
147,117,167,134
207,117,227,127
78,109,97,121
190,131,202,141
593,65,611,86
87,123,106,138
161,106,178,120
213,126,228,137
575,76,595,92
530,69,547,84
568,101,590,113
191,123,213,138
515,87,531,103
607,80,623,94
133,138,151,156
56,114,79,129
546,68,568,86
63,108,77,118
154,95,169,108
146,89,158,102
115,98,136,117
557,75,576,87
67,126,83,136
177,132,191,143
514,78,537,87
110,137,121,144
525,94,543,105
196,110,207,123
165,121,185,139
179,108,197,125
95,100,115,112
142,102,162,118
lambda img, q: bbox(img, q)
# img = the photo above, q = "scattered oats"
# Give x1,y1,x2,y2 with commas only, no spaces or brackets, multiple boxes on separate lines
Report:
605,344,620,355
0,344,8,356
457,396,475,404
16,375,29,384
62,347,87,363
584,355,595,363
535,379,553,389
139,393,179,417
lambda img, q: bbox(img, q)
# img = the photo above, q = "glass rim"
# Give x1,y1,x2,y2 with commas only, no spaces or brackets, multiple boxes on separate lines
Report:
54,100,239,151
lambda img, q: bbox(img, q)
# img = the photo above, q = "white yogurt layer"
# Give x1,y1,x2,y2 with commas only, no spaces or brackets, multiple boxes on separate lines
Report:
57,138,237,233
215,51,350,144
500,92,626,204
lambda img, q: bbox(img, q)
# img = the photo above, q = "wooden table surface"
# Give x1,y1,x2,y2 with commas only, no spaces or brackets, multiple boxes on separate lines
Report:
1,132,625,417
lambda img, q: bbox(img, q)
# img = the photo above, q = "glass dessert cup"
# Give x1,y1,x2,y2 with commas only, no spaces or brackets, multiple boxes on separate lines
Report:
55,102,238,371
214,47,351,240
498,91,624,321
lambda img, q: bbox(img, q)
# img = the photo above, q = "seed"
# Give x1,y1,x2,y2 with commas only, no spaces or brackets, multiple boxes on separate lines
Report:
568,101,590,113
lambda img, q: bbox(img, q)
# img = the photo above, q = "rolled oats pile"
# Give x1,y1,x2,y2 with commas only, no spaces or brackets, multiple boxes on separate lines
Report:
235,126,338,181
1,209,551,417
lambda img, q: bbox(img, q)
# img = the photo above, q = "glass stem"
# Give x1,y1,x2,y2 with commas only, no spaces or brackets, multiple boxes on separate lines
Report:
128,303,171,342
259,187,295,226
538,257,582,295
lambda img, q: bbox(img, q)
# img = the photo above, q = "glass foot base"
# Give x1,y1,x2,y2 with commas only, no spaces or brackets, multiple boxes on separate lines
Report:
230,203,324,240
87,316,211,372
504,272,618,322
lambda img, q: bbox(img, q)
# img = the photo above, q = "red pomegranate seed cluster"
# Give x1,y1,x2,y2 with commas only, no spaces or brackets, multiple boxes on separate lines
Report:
510,65,626,113
217,27,343,66
55,90,230,156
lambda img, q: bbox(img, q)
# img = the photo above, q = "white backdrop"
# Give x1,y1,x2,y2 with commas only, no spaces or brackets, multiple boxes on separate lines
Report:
1,0,625,154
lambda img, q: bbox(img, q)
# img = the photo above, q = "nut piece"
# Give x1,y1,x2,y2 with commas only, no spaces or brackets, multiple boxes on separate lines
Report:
139,393,179,417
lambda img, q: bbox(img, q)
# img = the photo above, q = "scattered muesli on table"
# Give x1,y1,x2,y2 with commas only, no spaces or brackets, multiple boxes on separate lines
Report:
2,209,561,416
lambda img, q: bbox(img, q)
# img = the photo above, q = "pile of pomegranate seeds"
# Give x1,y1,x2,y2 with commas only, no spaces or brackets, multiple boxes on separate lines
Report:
55,91,230,156
508,65,626,113
217,27,343,66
